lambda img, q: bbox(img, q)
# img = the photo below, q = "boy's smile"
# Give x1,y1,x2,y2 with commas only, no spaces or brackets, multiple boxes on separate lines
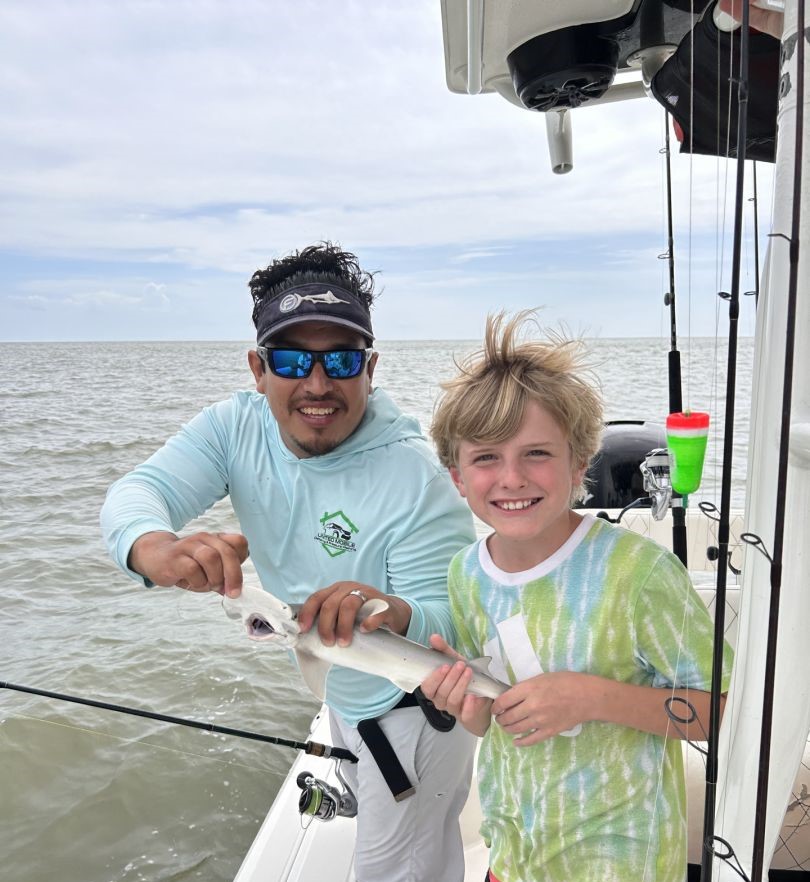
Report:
449,399,586,572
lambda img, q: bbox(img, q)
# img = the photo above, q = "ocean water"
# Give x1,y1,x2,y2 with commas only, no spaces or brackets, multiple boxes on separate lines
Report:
0,337,753,882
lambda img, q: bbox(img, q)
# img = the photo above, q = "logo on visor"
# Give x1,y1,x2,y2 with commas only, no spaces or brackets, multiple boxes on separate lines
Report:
279,291,349,313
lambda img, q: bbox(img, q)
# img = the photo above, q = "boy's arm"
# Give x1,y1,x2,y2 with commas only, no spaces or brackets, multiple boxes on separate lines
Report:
585,678,724,740
492,671,724,746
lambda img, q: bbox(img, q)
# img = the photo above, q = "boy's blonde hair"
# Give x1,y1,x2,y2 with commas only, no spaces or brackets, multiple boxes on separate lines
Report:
431,310,604,504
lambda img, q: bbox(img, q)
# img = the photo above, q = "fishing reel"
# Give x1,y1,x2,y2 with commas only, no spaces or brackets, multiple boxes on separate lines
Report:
296,760,358,822
639,447,673,521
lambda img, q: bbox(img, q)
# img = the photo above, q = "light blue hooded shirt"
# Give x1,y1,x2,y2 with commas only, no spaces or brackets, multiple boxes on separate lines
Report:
101,388,475,726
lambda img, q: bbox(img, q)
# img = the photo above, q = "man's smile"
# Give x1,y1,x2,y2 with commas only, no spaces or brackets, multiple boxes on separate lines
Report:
299,406,338,416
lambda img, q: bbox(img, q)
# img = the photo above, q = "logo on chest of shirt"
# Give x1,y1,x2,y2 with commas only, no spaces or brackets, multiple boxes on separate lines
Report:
315,510,359,557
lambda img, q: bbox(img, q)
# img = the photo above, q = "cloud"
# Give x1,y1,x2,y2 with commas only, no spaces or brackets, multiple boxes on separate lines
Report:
65,289,144,308
0,1,773,340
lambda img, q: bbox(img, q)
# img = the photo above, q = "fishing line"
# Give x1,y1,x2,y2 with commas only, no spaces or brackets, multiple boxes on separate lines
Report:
641,569,706,881
700,0,752,878
643,10,700,876
750,0,806,876
749,162,762,307
659,110,670,346
688,12,695,412
3,711,276,775
664,695,711,757
659,105,689,567
711,13,736,517
0,681,358,763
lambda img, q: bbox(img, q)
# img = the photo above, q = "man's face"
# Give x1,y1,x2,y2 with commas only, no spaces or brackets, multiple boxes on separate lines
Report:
248,321,377,458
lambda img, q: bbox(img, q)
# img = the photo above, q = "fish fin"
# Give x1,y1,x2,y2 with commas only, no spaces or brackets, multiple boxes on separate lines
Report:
294,651,330,701
387,673,422,693
469,656,497,677
357,598,389,623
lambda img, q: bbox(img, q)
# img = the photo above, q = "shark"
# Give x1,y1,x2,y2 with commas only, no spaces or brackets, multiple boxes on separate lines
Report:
222,583,508,702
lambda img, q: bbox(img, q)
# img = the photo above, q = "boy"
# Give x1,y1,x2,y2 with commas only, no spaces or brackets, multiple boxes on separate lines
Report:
421,311,733,882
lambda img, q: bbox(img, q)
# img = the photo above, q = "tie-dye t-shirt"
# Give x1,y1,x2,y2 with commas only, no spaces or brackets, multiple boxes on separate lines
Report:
449,515,733,882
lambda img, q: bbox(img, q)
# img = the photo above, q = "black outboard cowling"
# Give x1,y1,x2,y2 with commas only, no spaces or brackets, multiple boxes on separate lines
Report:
578,420,667,509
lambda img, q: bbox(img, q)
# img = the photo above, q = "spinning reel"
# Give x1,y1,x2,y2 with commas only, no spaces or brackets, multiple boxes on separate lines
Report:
296,760,358,822
640,447,673,521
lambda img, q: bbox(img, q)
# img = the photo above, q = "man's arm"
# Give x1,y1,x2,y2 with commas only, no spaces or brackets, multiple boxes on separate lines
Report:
101,399,247,594
384,470,476,645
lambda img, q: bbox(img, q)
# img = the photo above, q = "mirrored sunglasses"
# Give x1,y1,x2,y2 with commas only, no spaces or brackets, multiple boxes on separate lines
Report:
257,346,374,380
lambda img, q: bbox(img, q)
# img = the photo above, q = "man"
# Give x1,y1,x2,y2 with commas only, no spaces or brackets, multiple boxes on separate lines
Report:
100,242,477,882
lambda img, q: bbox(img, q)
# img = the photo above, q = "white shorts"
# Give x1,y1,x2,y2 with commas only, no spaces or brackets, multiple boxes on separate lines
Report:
330,704,476,882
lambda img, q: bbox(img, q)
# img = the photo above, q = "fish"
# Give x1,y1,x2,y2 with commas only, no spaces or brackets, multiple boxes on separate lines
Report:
222,583,508,702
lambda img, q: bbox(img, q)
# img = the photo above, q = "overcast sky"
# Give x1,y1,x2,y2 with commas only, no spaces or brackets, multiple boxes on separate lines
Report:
1,1,768,342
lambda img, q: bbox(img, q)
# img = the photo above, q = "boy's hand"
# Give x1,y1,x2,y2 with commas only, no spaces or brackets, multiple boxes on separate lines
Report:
420,635,493,736
493,671,592,746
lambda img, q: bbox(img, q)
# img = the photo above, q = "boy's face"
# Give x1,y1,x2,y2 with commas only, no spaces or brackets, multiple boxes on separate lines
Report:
449,399,586,570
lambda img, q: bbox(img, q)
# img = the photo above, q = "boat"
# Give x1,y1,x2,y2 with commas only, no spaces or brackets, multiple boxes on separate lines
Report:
234,2,810,880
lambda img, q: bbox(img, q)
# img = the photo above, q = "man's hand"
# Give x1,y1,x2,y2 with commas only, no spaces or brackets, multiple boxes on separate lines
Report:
420,635,493,736
297,581,413,647
128,531,249,597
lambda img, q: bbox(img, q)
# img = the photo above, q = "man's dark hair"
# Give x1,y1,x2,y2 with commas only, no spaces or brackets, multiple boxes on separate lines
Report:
249,242,377,329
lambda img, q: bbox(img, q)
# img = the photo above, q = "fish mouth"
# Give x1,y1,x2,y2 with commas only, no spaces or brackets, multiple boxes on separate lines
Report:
247,614,278,639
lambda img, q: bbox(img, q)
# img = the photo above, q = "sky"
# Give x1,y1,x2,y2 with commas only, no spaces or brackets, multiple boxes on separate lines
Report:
0,0,769,342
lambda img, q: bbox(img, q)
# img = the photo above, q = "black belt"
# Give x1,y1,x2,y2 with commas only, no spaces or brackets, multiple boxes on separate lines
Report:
356,688,456,802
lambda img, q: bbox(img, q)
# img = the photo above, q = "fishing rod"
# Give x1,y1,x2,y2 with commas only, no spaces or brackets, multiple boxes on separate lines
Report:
661,108,689,568
700,1,752,878
750,1,805,877
0,680,358,763
749,161,761,307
